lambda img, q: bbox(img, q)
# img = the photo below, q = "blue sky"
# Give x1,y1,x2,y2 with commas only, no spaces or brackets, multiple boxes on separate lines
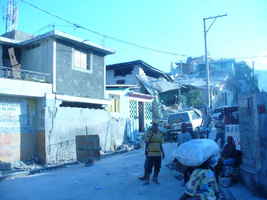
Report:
1,0,267,72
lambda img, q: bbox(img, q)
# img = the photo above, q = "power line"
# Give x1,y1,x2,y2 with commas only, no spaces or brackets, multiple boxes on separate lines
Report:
233,55,267,60
20,0,187,57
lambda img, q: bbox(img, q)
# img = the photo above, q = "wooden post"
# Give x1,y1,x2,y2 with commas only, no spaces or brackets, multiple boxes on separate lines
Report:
8,47,21,79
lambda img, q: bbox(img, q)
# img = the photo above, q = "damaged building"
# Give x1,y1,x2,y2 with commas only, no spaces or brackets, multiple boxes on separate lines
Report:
0,30,129,165
170,57,258,109
106,60,178,121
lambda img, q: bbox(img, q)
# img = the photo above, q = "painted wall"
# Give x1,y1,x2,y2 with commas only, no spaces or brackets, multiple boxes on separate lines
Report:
55,40,105,99
44,94,127,164
106,66,140,85
0,78,52,97
21,39,53,82
0,96,39,162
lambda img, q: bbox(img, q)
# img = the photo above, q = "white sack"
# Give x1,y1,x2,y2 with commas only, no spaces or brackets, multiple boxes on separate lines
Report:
173,139,220,167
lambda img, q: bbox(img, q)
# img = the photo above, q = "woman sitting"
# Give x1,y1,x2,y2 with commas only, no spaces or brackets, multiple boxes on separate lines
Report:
179,157,220,200
221,136,237,165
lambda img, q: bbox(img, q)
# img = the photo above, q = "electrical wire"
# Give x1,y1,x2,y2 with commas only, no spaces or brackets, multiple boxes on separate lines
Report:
20,0,187,57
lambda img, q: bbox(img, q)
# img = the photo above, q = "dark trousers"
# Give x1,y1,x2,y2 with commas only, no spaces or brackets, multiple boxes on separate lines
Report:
145,156,162,178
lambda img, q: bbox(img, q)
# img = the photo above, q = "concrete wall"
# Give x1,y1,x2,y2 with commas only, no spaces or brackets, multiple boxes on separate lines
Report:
21,39,53,82
106,66,140,85
239,92,267,197
0,78,52,97
0,96,39,162
1,30,33,41
55,40,105,99
44,94,126,164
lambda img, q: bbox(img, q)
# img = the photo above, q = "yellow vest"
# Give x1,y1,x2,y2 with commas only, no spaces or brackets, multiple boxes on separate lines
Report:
146,131,164,157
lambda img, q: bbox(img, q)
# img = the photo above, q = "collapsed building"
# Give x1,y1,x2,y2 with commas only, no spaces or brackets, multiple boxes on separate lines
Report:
106,60,175,123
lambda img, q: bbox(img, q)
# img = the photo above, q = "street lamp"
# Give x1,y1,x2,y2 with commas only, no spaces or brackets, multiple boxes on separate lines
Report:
203,14,227,110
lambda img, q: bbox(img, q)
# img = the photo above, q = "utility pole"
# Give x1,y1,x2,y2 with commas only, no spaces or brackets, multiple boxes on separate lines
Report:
203,14,227,110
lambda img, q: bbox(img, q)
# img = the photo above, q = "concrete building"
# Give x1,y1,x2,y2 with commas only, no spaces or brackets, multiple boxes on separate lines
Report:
106,60,172,87
106,85,153,143
171,57,257,109
0,30,115,164
106,60,174,123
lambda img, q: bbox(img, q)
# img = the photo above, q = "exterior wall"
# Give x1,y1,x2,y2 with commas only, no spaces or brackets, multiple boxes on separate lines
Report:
0,45,3,66
44,94,126,164
214,88,235,108
0,96,39,162
21,39,53,82
55,40,105,99
106,66,140,85
0,78,52,98
119,95,130,117
239,92,267,197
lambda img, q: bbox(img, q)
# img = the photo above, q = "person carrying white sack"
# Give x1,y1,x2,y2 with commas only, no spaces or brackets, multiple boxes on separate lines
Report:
178,156,220,200
175,139,221,200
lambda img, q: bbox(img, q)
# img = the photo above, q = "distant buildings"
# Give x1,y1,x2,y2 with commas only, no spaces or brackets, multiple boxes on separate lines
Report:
170,56,258,109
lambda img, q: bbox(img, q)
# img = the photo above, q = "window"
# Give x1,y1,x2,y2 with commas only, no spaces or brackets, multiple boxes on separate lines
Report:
116,80,125,84
191,111,200,120
72,49,92,72
168,113,189,124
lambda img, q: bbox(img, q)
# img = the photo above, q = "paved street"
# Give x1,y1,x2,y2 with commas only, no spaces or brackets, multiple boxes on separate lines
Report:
0,144,182,200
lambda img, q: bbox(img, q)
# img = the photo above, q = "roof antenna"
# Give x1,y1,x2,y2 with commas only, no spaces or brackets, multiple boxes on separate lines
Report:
4,0,18,32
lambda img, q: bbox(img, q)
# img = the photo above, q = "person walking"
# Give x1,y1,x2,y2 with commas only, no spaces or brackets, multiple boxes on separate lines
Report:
143,122,165,184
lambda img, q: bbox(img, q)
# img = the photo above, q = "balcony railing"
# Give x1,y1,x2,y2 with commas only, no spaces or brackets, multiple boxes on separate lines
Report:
0,66,50,83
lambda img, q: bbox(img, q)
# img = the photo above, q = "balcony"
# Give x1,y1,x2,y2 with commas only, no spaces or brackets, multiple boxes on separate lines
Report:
0,66,50,83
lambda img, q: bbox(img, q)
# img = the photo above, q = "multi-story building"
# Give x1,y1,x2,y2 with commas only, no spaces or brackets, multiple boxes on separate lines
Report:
0,30,114,164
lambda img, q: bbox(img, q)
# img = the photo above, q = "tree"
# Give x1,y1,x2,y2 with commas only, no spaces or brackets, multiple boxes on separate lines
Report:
182,89,203,108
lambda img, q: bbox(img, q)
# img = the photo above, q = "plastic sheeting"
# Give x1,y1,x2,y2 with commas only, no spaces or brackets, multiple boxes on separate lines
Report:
45,105,134,164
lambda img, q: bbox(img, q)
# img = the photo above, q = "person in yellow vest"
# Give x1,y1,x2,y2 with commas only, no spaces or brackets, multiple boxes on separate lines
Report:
143,122,165,184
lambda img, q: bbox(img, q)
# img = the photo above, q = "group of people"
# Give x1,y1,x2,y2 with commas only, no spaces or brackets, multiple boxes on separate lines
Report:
137,115,241,200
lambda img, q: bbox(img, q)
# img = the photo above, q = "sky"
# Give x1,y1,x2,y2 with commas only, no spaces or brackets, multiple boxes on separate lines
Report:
0,0,267,72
